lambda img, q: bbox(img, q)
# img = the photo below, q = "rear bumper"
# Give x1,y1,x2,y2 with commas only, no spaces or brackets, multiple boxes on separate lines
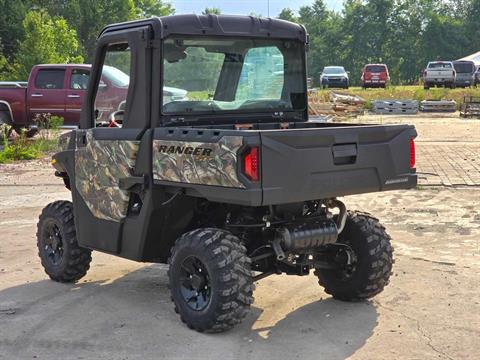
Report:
424,78,454,84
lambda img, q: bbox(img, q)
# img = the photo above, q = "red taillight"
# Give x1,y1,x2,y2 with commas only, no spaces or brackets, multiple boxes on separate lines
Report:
410,138,415,169
243,147,259,181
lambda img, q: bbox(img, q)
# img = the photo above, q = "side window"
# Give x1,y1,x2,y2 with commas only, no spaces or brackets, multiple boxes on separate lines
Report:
236,47,284,101
94,43,131,125
70,69,90,90
35,69,65,89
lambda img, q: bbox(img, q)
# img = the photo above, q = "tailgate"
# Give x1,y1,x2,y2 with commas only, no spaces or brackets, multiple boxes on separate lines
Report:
260,124,417,205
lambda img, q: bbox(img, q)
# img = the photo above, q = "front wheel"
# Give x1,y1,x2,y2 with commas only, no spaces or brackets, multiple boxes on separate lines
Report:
315,211,393,301
37,201,92,282
168,228,254,333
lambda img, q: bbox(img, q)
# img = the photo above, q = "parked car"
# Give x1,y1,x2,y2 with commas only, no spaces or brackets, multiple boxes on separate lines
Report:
423,61,456,89
0,64,187,135
453,61,476,88
319,66,349,89
361,64,389,88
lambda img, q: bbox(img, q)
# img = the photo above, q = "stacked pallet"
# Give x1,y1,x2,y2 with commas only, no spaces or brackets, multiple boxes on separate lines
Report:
372,100,418,115
420,100,456,112
460,96,480,118
308,91,365,117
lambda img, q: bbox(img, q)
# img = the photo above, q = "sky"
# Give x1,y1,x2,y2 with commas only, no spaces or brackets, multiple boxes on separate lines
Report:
170,1,343,17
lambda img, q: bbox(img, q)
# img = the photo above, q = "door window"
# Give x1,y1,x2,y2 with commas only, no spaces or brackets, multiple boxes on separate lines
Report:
35,69,65,89
94,44,131,125
70,69,90,90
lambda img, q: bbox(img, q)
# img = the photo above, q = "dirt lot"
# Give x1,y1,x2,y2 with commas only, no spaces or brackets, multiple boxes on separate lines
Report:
1,114,479,360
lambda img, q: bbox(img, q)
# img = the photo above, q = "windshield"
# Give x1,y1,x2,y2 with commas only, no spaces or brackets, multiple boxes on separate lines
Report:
102,65,130,87
323,67,345,75
428,62,452,69
162,37,306,115
453,62,474,74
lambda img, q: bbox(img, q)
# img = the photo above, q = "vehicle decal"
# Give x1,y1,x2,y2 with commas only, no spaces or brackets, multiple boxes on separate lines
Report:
75,130,139,222
152,136,246,188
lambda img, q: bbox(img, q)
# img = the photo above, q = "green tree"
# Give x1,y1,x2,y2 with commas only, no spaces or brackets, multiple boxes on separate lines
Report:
134,0,174,17
278,8,297,22
0,0,30,61
13,10,83,79
202,7,221,15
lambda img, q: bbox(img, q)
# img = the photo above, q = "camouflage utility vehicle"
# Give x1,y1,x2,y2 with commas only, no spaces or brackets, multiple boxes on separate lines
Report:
37,15,417,332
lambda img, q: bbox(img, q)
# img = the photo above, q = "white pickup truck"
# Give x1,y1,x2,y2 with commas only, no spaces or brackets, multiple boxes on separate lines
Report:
423,61,456,89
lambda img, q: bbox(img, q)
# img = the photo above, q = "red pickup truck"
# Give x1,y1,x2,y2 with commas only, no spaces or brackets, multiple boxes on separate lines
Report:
0,64,133,135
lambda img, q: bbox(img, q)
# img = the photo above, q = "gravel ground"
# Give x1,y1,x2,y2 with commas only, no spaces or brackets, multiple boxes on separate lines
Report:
0,114,479,360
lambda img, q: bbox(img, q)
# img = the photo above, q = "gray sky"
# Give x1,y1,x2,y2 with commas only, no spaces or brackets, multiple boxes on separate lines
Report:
170,1,343,17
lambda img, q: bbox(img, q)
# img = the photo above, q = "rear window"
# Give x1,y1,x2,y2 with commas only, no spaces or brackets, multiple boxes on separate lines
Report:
35,69,65,89
428,62,452,69
453,62,474,74
365,65,386,73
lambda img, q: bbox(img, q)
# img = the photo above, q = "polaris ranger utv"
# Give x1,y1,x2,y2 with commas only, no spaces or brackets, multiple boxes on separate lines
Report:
37,15,417,333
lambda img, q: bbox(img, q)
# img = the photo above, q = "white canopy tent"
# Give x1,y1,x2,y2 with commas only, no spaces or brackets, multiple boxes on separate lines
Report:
457,51,480,66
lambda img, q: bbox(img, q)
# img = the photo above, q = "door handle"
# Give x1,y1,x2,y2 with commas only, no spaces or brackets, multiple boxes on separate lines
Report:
31,93,43,97
332,143,358,165
67,94,80,98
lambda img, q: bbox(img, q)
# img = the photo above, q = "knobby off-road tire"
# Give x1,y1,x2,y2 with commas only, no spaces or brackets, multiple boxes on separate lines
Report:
315,211,393,301
37,201,92,283
168,228,254,333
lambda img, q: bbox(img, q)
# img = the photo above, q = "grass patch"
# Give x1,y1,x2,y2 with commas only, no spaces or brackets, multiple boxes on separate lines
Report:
0,114,63,164
0,137,58,163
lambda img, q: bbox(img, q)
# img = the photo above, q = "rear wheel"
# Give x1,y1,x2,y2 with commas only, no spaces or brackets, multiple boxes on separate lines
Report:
423,83,430,90
37,201,92,283
168,228,254,332
315,211,393,301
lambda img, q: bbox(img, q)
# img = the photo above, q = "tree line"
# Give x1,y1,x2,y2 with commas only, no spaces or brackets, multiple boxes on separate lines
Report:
280,0,480,85
1,0,479,85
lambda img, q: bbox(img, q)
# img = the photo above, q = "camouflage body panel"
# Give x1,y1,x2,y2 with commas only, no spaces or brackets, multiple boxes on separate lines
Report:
152,136,246,188
75,130,139,222
57,132,72,151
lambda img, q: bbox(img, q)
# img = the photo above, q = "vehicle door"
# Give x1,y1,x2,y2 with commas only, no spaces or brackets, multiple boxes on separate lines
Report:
72,25,154,254
27,68,66,121
64,67,90,126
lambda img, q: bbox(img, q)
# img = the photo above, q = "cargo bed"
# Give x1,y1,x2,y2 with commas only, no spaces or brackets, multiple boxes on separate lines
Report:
152,122,417,206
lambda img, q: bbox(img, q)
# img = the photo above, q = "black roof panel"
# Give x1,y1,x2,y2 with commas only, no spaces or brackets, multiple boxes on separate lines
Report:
100,14,307,42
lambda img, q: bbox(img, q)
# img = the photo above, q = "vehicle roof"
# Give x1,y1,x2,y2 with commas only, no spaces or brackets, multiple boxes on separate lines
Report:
34,64,92,69
99,14,307,42
453,60,475,64
324,66,345,69
427,61,453,64
364,63,387,67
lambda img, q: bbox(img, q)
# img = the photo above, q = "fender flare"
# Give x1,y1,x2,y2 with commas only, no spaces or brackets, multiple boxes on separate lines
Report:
0,101,14,125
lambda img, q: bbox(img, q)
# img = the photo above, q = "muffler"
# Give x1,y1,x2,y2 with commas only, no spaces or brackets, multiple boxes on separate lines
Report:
273,219,338,260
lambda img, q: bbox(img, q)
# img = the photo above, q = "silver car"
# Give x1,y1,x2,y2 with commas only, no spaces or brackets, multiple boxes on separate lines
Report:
453,61,476,88
320,66,349,89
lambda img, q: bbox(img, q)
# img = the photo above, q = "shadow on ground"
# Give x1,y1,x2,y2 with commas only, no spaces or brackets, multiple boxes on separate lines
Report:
0,265,378,360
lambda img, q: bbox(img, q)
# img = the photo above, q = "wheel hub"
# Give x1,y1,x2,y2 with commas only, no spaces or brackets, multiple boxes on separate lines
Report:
43,221,64,266
179,256,211,311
